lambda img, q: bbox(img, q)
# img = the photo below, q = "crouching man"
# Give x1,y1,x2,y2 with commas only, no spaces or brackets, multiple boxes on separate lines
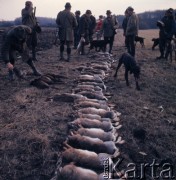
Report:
1,25,41,80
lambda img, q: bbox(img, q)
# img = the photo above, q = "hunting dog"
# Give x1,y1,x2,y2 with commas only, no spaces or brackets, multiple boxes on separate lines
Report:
135,36,145,47
114,53,140,90
152,38,159,50
89,40,107,52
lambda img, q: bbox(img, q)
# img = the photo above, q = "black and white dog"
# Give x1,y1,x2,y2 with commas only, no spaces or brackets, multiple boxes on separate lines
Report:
114,53,140,90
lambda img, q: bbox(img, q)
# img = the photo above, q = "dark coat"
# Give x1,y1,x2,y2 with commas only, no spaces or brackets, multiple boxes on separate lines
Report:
79,14,91,43
102,16,117,37
126,12,138,36
56,10,77,41
74,15,80,34
122,17,128,34
162,16,175,39
21,8,37,28
89,15,96,35
1,25,32,64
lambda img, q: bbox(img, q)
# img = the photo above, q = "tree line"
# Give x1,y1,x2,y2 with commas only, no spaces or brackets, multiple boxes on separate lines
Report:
0,9,174,29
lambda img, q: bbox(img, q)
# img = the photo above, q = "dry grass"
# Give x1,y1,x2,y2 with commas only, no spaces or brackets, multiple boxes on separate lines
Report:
107,29,176,178
0,28,175,179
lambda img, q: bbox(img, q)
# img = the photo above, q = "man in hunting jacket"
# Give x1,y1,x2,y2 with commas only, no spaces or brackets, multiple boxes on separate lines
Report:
74,10,81,49
126,6,138,57
21,1,41,61
102,10,118,54
159,9,175,59
1,25,41,80
79,10,92,55
56,2,77,61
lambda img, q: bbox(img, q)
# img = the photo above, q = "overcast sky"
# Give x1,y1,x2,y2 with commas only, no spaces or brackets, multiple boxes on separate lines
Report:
0,0,175,20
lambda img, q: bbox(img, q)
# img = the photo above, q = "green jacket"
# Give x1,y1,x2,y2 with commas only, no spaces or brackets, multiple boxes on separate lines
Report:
126,12,139,36
21,7,37,28
1,25,32,64
56,10,77,41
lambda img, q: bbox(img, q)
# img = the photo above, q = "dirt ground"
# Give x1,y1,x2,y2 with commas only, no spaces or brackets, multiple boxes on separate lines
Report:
0,28,176,179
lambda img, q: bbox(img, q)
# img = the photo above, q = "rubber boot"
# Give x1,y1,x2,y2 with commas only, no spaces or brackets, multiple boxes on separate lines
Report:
81,44,85,55
32,47,38,61
8,70,14,81
60,44,65,60
67,48,71,62
27,59,41,76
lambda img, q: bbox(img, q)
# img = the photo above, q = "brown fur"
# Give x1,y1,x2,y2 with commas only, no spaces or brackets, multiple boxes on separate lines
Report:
74,101,110,111
75,127,117,141
70,118,113,132
62,147,113,170
59,164,101,180
78,108,115,119
68,134,118,154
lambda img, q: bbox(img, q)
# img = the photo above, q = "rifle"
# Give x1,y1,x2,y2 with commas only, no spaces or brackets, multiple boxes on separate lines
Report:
33,6,41,33
34,7,36,17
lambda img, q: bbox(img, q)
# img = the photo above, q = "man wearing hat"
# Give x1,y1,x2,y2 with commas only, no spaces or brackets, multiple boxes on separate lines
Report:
1,25,41,80
102,10,118,54
21,1,41,61
78,10,92,55
125,6,138,57
74,10,81,49
56,2,77,61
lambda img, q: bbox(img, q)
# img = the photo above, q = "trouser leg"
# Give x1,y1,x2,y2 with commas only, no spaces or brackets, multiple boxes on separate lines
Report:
81,42,85,55
104,37,109,52
159,38,166,58
66,41,71,61
109,36,114,54
60,41,65,60
165,40,171,59
130,35,135,57
126,35,135,57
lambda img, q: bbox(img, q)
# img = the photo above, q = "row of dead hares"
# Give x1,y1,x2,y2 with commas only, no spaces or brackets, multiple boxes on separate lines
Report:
54,53,126,180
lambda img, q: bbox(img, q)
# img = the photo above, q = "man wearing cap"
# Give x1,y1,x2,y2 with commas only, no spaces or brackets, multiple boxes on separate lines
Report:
126,6,138,57
1,25,41,80
21,1,41,61
56,2,77,61
79,10,92,55
74,10,81,49
102,10,118,54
